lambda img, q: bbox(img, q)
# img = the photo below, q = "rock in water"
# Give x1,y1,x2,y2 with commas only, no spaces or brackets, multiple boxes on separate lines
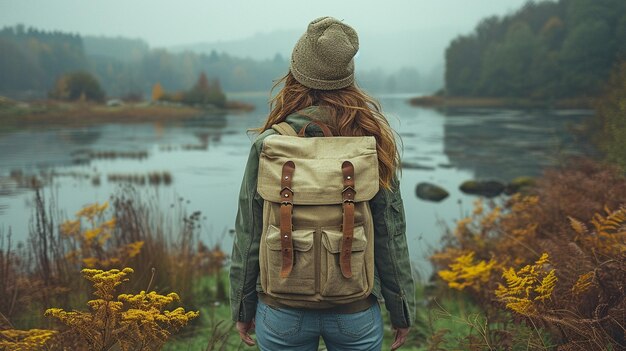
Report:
401,162,435,170
504,176,535,195
459,180,505,197
415,183,449,202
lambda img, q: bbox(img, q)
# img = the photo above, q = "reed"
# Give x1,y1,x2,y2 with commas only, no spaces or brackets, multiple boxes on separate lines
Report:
107,172,173,186
0,184,229,349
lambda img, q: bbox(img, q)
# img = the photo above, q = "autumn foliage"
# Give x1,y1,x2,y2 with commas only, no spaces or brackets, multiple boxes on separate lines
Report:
432,159,626,350
48,71,106,102
44,268,198,351
0,187,227,349
155,72,227,108
60,201,144,269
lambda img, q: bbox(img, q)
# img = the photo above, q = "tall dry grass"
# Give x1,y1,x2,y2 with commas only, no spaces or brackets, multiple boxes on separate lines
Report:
0,184,228,349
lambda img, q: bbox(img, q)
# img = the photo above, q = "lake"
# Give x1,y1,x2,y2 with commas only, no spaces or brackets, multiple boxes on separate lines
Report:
0,93,595,280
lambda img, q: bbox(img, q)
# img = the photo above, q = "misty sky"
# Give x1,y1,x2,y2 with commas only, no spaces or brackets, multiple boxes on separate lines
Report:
2,0,531,46
1,0,534,73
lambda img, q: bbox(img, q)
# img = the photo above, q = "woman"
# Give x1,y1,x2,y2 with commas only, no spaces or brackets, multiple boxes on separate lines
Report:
229,16,415,350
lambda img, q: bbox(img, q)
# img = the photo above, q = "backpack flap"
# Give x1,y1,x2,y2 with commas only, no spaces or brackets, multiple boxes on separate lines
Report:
257,135,380,204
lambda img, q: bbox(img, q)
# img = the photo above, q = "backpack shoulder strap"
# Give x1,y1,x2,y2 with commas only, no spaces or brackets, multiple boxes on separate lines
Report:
271,122,298,137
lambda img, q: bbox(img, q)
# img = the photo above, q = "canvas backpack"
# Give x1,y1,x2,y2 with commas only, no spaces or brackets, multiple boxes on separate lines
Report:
257,119,379,308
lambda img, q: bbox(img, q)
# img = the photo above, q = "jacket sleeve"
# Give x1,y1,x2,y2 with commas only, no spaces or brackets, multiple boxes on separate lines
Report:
369,176,415,328
229,141,264,322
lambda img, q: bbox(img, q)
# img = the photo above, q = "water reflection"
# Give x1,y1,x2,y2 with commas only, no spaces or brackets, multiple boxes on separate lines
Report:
58,128,102,146
0,95,597,279
442,108,595,181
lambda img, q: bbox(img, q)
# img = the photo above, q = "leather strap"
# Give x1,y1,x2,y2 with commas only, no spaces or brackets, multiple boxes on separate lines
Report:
341,161,356,278
272,122,298,137
298,121,333,137
279,161,295,278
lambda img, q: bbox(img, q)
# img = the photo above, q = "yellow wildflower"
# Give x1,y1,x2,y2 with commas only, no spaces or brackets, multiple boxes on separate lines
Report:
82,267,134,299
480,206,501,228
438,251,497,291
97,231,111,246
495,253,557,316
511,195,539,213
100,257,121,267
46,267,198,351
510,223,537,239
102,217,116,230
76,201,108,220
98,201,109,212
82,257,98,268
454,217,474,240
534,269,557,301
472,199,484,216
124,241,144,258
0,329,57,350
502,297,535,315
571,206,626,256
60,219,81,236
571,271,594,295
84,227,103,242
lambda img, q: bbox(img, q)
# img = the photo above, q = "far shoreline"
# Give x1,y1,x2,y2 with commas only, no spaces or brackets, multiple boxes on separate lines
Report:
0,98,255,130
408,95,596,110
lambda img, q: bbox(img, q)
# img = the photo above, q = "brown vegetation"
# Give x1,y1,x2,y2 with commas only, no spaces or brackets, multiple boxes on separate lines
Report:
44,268,198,351
0,101,203,128
432,158,626,350
409,95,595,109
0,97,255,132
0,185,229,349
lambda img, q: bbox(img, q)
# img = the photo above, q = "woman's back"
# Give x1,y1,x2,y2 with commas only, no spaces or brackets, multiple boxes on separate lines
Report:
229,16,415,351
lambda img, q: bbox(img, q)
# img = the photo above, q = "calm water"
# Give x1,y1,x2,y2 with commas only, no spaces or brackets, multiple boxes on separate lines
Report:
0,93,594,279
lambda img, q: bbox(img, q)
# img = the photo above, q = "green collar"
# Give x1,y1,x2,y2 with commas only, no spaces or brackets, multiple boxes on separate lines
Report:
285,106,334,136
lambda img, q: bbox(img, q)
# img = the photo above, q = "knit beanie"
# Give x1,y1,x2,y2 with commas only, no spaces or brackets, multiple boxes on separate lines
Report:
290,16,359,90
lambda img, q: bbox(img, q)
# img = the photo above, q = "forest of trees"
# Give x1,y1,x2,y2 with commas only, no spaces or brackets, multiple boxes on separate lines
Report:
0,25,431,100
445,0,626,99
0,25,287,99
0,25,87,96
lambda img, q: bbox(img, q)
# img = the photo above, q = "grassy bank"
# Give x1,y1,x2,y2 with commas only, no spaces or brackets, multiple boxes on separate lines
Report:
0,185,221,349
2,158,623,350
409,95,595,109
0,99,254,130
0,182,517,350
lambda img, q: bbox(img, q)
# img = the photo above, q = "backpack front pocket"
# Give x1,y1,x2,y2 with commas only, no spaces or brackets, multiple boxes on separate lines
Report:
265,225,315,295
320,226,368,297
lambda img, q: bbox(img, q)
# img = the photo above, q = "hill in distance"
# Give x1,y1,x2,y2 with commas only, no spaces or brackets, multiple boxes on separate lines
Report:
168,27,456,74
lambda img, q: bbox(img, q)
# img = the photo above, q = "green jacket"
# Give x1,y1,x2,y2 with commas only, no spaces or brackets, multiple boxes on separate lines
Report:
229,106,415,328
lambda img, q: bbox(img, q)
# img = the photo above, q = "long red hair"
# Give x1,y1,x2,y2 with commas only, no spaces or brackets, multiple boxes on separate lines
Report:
256,72,400,190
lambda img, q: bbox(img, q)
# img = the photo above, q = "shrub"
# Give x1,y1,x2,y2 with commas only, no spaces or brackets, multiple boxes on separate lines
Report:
49,71,106,102
158,72,227,108
45,267,199,351
0,329,58,350
0,186,219,330
432,159,626,350
592,61,626,170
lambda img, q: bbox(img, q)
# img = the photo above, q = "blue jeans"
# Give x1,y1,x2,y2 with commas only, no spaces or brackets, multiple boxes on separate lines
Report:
255,299,384,351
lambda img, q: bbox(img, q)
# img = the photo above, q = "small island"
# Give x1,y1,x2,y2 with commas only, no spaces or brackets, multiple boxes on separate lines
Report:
0,71,254,129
